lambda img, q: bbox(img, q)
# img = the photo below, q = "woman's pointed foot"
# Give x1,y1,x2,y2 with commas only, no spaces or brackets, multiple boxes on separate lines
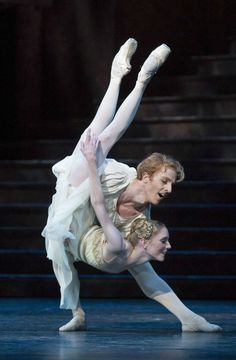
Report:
111,38,138,80
137,44,171,84
182,314,222,332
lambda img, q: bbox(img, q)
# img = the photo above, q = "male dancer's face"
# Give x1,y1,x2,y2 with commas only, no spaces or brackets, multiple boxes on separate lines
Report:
142,167,176,205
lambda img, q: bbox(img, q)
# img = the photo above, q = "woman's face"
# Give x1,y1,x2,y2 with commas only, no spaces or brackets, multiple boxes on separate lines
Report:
144,226,171,261
142,167,177,205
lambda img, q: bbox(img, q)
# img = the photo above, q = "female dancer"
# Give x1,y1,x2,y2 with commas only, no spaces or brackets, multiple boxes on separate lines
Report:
42,39,221,332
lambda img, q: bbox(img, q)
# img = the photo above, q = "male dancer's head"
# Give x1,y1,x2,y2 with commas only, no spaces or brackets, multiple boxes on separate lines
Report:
135,152,184,205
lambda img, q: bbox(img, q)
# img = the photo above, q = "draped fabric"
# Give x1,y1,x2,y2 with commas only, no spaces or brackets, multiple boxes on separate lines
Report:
42,155,138,308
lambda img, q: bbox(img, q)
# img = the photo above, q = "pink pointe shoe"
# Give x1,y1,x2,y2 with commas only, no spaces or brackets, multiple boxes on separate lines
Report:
111,38,138,79
137,44,171,83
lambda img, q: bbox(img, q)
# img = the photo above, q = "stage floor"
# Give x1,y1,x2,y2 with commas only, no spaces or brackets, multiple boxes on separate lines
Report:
0,298,235,360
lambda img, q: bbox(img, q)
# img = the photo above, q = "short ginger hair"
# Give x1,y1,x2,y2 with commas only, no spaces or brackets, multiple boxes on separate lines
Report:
136,152,185,182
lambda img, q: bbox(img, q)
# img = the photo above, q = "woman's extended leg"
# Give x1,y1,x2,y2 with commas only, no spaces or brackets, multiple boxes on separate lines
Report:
99,44,171,156
59,39,137,331
72,38,138,155
60,43,171,331
69,44,171,186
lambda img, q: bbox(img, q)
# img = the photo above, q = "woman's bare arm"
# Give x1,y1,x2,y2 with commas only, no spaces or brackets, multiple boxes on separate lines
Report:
80,130,125,256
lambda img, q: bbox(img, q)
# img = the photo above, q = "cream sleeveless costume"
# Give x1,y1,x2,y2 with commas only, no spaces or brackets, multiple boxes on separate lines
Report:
42,154,171,309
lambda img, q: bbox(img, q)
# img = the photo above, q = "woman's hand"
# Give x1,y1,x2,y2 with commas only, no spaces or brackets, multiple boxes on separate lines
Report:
80,129,100,164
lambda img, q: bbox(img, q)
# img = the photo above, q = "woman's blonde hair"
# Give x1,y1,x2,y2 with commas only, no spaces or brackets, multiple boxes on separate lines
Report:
136,152,185,182
127,218,165,247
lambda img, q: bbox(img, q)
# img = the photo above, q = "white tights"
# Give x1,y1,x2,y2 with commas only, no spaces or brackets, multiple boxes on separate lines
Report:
59,45,221,332
60,67,149,332
69,78,145,186
129,263,222,332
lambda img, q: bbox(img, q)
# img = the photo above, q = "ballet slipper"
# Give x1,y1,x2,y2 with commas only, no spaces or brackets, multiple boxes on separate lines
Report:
182,314,222,332
111,38,138,80
59,309,87,332
137,44,171,84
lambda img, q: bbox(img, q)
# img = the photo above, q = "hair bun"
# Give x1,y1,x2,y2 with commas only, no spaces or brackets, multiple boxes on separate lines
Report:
132,219,153,240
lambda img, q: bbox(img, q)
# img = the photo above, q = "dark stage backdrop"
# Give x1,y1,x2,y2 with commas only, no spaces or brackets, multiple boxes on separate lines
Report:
0,0,236,138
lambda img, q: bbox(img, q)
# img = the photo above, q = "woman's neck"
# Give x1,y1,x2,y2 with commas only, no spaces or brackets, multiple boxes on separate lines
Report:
125,240,150,267
102,240,150,273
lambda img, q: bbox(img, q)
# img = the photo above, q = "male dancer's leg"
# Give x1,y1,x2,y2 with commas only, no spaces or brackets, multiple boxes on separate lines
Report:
60,39,137,331
60,44,171,331
129,262,222,332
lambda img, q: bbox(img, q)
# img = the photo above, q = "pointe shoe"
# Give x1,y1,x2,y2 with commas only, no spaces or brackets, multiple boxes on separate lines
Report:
59,311,87,332
137,44,171,84
182,314,222,332
111,38,138,80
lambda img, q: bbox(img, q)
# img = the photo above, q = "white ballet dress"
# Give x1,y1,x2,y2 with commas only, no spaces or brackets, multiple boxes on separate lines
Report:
42,153,171,309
